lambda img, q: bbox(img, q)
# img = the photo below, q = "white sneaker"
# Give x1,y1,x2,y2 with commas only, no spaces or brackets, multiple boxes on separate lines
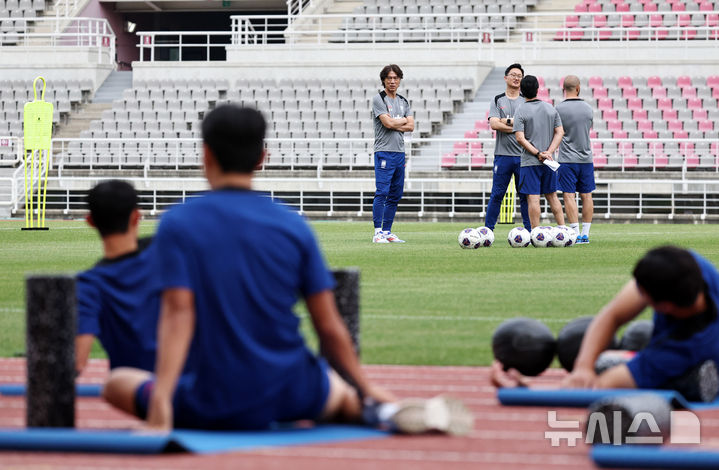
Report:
373,232,389,243
391,396,474,436
383,232,405,243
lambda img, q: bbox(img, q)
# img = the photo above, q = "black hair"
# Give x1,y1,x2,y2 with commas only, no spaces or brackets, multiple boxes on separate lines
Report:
380,64,404,85
520,75,539,99
86,180,138,237
633,246,704,307
504,63,524,77
202,105,266,173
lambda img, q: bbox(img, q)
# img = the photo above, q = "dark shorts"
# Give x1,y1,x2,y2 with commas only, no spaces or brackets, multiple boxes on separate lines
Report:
134,356,331,429
519,165,558,195
558,162,596,194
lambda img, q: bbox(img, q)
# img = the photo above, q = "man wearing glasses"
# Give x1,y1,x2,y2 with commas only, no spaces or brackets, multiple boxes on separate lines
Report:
485,63,531,233
371,64,414,244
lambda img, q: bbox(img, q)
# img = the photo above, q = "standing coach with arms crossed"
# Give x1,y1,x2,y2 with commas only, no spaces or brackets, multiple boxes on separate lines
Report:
556,75,595,244
371,64,414,244
513,75,566,229
485,63,531,233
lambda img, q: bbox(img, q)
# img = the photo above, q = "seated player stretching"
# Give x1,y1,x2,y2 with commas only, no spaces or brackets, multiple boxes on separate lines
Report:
102,105,472,435
492,246,719,391
75,180,159,375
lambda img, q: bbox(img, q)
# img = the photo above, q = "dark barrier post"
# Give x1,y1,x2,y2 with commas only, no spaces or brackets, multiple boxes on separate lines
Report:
26,275,76,427
331,268,361,357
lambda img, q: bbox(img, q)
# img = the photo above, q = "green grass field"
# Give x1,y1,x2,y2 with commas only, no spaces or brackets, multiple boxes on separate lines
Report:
2,220,719,366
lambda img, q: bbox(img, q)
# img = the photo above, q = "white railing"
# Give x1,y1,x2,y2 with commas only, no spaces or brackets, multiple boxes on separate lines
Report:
287,0,313,17
0,17,115,64
7,175,719,220
136,31,231,62
49,137,719,174
0,136,23,166
53,0,84,18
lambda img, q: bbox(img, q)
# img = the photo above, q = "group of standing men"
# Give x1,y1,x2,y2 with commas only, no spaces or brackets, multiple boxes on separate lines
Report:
371,63,595,244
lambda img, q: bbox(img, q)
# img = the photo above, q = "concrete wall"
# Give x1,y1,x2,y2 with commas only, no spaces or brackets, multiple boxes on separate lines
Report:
0,48,113,88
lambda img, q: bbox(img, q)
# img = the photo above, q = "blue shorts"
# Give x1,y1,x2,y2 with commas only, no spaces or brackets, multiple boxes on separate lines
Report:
134,356,331,429
518,165,558,195
558,162,596,194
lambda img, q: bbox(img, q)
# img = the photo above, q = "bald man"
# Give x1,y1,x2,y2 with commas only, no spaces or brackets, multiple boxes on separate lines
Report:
556,76,595,244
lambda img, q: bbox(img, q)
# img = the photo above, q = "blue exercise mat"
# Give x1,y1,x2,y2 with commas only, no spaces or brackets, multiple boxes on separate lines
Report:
0,425,389,454
0,384,102,397
497,388,719,410
592,445,719,469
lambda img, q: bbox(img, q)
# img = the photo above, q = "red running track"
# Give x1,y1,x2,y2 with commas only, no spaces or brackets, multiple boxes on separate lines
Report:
2,358,719,470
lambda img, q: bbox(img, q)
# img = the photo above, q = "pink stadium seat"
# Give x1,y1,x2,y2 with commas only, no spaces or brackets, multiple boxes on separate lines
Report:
618,76,633,87
671,2,686,11
441,153,457,168
668,120,684,132
575,3,588,12
647,76,663,87
589,3,602,12
700,1,713,11
657,98,673,110
649,142,667,167
470,153,486,168
643,2,658,11
470,141,483,153
591,142,607,168
652,87,667,98
593,87,608,98
537,88,550,100
598,98,613,110
603,109,618,120
663,109,678,120
680,29,697,40
687,97,702,109
713,88,719,99
619,141,634,155
464,130,478,138
711,142,719,157
622,87,638,98
680,142,696,155
637,120,653,132
699,120,714,132
643,130,659,139
588,76,604,88
565,15,580,27
620,142,638,168
594,14,608,27
475,120,490,131
674,130,689,138
616,3,630,12
607,120,623,132
627,97,643,110
590,129,598,139
633,109,648,120
677,14,691,27
693,109,708,120
707,14,719,27
613,130,628,138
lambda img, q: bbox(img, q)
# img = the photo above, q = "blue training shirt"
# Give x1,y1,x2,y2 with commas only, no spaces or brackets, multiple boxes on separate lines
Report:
627,252,719,388
76,237,159,371
153,188,336,418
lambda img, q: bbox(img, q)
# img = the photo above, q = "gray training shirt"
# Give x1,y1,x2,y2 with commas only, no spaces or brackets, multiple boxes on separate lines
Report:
372,92,412,153
513,99,563,167
556,98,593,164
488,94,525,157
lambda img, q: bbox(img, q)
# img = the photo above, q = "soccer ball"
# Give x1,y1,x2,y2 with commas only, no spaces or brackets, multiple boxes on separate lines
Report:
552,226,577,247
475,226,495,247
507,227,531,248
458,228,481,249
530,226,552,248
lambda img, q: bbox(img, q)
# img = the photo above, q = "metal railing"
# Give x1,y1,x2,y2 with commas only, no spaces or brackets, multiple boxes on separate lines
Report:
136,31,231,62
0,17,115,64
48,136,719,173
6,175,719,220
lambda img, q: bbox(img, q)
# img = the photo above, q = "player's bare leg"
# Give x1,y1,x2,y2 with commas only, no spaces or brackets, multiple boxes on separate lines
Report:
580,192,594,224
527,194,542,228
563,192,579,225
545,192,565,226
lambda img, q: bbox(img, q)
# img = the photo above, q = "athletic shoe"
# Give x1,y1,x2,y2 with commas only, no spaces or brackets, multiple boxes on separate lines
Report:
391,396,474,436
373,232,389,243
577,235,589,244
383,232,405,243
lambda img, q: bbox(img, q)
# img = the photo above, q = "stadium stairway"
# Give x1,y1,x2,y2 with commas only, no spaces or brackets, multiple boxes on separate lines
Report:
412,67,504,171
0,167,15,217
93,71,132,104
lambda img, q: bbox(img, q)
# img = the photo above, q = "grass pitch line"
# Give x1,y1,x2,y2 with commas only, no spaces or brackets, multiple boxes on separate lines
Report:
364,314,574,323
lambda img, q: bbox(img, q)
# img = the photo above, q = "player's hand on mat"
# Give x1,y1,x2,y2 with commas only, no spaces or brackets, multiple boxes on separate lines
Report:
561,366,597,389
490,360,530,388
146,394,173,431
